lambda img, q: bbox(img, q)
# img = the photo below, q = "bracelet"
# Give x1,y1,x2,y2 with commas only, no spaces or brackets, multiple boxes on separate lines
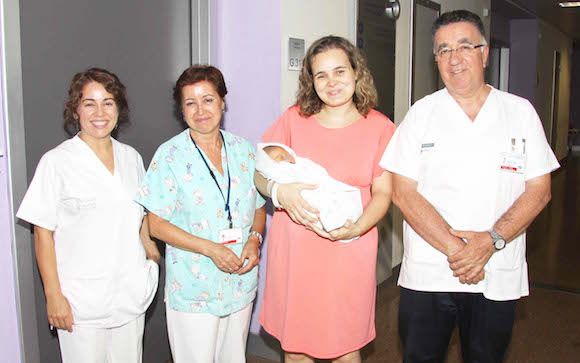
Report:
249,230,263,245
271,182,281,208
266,179,275,195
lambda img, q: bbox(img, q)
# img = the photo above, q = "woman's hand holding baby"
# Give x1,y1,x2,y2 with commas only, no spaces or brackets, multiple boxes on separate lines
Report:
277,183,320,227
276,182,363,241
328,220,363,241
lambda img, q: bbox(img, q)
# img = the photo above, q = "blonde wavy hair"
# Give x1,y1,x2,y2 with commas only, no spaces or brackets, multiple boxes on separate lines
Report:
296,35,377,117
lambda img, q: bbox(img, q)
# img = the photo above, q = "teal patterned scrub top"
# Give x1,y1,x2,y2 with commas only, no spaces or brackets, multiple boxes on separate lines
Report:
135,129,265,316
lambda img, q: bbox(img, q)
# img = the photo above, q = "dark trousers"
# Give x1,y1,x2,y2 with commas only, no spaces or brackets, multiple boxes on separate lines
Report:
399,287,516,363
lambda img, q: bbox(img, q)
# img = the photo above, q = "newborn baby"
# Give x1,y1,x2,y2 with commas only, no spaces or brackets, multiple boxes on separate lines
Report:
256,143,363,239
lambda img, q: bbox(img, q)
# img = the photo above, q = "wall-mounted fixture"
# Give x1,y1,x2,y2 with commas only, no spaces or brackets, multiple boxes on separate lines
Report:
385,0,401,20
558,2,580,7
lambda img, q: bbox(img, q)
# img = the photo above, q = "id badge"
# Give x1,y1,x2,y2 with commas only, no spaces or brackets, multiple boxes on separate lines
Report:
218,228,243,246
420,142,435,153
500,152,525,174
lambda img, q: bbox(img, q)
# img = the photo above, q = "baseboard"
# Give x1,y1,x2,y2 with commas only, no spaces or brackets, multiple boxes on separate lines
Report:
247,331,283,362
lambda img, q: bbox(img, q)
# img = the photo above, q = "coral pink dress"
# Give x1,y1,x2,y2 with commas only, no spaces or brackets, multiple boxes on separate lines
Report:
259,106,395,358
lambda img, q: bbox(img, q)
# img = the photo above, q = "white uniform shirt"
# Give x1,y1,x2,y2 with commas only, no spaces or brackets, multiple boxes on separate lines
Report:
380,87,559,301
17,135,158,328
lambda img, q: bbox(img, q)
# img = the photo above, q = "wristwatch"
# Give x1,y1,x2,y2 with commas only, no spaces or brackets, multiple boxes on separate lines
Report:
249,230,263,245
489,229,506,251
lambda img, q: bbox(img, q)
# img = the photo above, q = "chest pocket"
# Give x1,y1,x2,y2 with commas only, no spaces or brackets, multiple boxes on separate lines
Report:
499,137,526,175
418,137,467,190
57,164,103,217
61,196,96,211
59,192,97,218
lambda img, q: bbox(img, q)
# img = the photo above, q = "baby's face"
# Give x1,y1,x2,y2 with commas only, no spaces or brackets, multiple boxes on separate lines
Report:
264,146,296,164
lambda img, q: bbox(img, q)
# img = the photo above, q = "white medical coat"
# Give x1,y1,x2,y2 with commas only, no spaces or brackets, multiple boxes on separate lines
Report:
17,135,158,328
380,87,559,301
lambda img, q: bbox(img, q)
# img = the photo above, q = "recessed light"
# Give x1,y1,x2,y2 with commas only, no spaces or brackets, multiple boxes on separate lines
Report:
559,2,580,7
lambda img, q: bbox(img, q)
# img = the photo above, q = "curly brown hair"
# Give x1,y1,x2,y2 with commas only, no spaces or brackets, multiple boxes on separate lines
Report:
296,36,377,117
63,68,129,136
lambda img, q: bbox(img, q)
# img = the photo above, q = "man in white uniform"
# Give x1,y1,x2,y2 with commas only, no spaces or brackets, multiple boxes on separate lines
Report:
380,10,559,362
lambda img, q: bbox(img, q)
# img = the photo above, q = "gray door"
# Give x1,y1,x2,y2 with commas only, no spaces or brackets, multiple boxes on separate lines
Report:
550,51,561,149
18,0,205,361
411,0,441,104
357,0,397,283
357,0,397,120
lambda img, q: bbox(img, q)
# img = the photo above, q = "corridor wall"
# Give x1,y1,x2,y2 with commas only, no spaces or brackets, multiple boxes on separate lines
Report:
535,20,572,159
210,0,356,359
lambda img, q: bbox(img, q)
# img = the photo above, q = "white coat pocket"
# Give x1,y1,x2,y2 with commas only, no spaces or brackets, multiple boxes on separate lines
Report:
60,196,96,214
123,260,159,315
62,276,111,324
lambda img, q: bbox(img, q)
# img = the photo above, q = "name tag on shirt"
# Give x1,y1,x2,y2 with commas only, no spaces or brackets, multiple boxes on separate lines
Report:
500,152,525,174
500,138,526,174
421,142,435,154
218,228,243,245
420,142,435,153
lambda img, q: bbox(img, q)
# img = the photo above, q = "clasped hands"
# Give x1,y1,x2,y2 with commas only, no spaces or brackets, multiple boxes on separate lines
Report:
276,183,362,241
447,229,495,285
208,237,260,275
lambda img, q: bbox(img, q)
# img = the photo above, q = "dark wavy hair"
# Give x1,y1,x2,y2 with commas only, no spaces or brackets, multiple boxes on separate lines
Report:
173,65,228,114
432,10,486,41
296,35,377,117
63,68,129,137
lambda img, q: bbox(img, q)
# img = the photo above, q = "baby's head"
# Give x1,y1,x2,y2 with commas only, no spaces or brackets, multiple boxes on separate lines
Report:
263,145,295,164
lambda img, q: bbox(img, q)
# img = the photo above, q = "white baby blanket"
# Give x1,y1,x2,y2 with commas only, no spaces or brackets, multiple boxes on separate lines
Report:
256,143,363,237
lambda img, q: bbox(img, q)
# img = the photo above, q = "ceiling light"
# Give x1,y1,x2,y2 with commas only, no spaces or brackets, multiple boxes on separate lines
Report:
558,2,580,7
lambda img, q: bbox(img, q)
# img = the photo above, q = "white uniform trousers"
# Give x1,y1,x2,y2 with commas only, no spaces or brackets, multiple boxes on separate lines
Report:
57,314,145,363
166,302,253,363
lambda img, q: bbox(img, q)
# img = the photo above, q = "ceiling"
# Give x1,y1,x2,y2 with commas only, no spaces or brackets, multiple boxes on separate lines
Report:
492,0,580,41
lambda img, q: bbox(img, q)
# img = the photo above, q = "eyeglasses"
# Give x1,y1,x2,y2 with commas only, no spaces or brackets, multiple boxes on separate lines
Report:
435,43,485,60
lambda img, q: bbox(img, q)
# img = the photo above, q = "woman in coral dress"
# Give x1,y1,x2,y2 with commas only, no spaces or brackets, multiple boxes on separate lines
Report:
256,36,396,362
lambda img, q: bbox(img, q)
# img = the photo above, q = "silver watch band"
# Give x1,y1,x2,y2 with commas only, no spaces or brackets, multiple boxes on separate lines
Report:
489,229,504,241
249,230,263,244
489,229,506,251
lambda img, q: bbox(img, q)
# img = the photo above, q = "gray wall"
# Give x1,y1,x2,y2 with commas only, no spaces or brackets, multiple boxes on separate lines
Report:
508,19,538,103
534,20,572,158
19,1,191,361
20,0,190,171
490,12,510,46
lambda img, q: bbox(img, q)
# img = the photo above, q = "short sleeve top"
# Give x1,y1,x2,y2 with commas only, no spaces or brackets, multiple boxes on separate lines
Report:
135,129,265,316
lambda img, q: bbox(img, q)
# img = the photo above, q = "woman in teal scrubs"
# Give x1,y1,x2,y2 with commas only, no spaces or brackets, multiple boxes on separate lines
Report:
135,65,265,362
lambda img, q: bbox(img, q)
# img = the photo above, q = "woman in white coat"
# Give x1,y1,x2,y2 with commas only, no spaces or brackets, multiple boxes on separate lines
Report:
17,68,160,362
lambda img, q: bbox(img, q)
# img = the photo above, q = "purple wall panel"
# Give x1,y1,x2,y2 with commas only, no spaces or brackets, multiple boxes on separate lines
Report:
211,0,281,334
0,17,23,362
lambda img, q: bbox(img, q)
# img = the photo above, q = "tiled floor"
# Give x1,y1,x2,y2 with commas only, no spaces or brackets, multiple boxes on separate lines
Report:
248,153,580,362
